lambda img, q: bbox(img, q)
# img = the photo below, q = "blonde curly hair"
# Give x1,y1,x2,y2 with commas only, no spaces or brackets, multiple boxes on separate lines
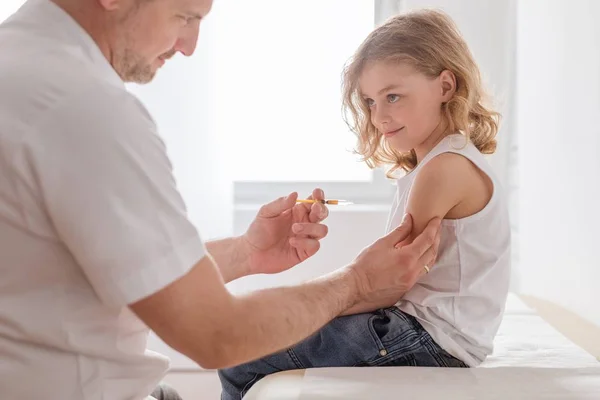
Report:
342,9,500,175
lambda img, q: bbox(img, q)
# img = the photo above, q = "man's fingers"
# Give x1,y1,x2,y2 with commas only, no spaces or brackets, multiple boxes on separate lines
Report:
302,188,324,202
394,235,412,249
291,187,331,223
405,217,441,258
298,188,328,223
312,188,325,201
382,214,413,246
292,223,329,240
289,237,321,260
309,202,328,223
258,192,298,218
416,245,438,277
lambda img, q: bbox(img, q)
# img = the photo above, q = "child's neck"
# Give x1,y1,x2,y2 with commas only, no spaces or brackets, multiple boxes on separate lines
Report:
414,121,452,163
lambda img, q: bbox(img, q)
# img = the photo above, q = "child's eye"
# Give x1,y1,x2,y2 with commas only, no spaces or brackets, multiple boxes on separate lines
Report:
365,98,375,107
387,94,401,103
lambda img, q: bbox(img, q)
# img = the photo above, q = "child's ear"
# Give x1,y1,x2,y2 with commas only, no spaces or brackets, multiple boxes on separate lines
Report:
439,70,456,102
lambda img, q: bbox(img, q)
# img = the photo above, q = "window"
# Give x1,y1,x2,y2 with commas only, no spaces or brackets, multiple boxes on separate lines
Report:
213,0,374,182
211,0,397,204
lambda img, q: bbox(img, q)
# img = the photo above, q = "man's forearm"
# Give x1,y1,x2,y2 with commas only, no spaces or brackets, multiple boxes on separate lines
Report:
340,294,404,316
206,237,251,283
131,254,361,371
216,268,359,368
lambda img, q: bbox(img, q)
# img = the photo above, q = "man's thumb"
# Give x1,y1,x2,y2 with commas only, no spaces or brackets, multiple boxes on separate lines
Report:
258,192,298,218
383,213,413,246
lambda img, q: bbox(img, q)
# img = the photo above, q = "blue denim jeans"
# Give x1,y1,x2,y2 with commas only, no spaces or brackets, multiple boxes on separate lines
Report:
218,307,468,399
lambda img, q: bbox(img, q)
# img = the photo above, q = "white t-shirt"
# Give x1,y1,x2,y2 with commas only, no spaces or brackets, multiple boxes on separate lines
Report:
387,134,512,367
0,1,207,399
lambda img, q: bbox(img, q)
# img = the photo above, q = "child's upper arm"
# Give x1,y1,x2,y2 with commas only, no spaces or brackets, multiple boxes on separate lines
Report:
405,153,473,240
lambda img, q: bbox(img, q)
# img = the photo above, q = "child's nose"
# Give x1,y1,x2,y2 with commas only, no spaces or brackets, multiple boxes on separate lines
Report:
373,106,392,128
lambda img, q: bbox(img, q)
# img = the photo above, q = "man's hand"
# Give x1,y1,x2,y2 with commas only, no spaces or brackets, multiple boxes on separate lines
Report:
241,188,330,275
343,214,441,315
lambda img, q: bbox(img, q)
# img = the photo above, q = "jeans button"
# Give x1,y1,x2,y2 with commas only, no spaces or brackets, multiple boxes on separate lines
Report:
379,349,388,356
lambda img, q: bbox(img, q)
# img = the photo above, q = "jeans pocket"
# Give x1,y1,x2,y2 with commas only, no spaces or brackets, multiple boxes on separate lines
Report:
367,308,423,363
367,308,394,352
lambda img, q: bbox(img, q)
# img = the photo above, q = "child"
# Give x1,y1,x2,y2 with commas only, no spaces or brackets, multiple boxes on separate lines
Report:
219,9,511,399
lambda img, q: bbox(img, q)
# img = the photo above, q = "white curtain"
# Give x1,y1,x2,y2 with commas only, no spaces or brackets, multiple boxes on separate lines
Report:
516,0,600,326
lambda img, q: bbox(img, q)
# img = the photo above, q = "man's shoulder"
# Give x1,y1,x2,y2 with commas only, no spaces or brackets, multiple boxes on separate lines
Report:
11,62,152,133
41,80,157,148
0,48,142,128
0,55,158,162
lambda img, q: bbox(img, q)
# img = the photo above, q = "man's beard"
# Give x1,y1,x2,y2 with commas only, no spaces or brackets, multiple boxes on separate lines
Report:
110,4,156,84
117,48,155,84
116,47,176,84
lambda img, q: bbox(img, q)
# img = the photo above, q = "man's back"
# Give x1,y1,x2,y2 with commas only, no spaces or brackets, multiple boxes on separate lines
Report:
0,1,189,398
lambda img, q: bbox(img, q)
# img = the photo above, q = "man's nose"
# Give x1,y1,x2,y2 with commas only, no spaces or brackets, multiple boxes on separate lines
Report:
174,24,200,57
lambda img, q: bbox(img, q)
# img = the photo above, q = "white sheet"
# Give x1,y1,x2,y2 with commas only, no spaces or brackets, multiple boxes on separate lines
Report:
298,367,600,399
481,294,599,368
245,294,600,400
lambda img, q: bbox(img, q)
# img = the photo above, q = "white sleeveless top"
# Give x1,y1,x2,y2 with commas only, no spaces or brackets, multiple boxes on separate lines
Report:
386,134,511,367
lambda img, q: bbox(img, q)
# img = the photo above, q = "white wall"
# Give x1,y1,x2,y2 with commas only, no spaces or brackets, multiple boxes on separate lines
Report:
517,0,600,327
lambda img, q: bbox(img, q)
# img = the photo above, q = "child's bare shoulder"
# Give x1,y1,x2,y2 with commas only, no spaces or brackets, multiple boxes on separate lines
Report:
415,152,493,219
418,152,480,183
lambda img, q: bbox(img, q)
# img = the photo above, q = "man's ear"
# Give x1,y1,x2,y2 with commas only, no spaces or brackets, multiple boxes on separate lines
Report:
439,70,456,102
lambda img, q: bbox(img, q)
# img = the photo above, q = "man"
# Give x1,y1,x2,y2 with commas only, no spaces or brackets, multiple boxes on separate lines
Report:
0,0,441,399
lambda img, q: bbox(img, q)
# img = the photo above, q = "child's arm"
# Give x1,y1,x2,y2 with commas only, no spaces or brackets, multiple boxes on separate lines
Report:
404,153,473,243
406,152,494,245
341,153,484,316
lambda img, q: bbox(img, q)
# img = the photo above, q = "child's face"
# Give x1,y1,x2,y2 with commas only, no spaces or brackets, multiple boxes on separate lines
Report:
359,61,450,154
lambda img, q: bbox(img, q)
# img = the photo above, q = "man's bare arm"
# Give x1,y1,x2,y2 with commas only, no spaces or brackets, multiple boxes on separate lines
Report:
130,254,357,370
205,237,251,283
